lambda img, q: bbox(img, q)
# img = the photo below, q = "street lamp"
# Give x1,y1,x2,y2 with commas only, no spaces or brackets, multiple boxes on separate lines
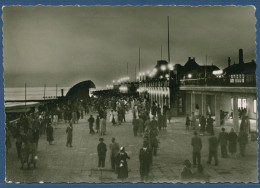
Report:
160,65,167,71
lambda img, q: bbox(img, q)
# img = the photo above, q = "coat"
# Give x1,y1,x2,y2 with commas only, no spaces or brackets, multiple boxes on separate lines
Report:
139,148,152,176
46,125,54,142
109,142,120,157
218,132,228,146
191,136,202,152
66,126,73,140
97,142,107,157
116,152,130,179
100,119,106,133
228,132,237,153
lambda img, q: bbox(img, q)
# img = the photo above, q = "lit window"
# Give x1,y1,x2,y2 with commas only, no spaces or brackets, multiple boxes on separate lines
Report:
238,98,241,108
254,99,257,113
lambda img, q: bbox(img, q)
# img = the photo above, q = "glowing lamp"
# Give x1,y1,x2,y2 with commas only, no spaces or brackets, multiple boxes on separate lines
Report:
160,65,167,71
168,64,174,71
213,70,223,75
188,74,192,79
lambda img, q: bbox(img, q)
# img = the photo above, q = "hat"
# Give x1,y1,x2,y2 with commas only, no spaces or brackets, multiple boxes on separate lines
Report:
120,146,125,151
99,138,104,141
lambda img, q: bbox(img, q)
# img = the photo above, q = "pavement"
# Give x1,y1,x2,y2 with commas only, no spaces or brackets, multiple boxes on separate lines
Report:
5,110,258,183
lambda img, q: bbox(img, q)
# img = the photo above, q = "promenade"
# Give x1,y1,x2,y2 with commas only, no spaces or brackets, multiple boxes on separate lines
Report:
6,110,258,183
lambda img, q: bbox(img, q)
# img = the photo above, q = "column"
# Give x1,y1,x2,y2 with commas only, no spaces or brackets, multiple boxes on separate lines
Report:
215,94,220,127
233,96,239,132
191,93,195,114
201,94,207,117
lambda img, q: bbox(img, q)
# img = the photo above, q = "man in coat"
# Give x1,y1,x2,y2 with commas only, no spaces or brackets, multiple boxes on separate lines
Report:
132,117,139,137
139,141,152,181
191,131,202,165
88,115,95,134
238,130,248,157
66,123,73,147
97,138,107,169
207,132,219,166
218,128,228,158
109,137,119,171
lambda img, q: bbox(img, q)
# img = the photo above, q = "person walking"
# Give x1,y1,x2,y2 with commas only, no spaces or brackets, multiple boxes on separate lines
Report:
66,122,73,147
218,128,228,158
237,130,248,157
97,138,107,169
150,116,158,131
138,116,144,136
100,118,106,136
191,131,202,166
95,115,100,133
109,137,120,172
116,147,130,180
88,115,95,134
132,117,139,137
185,114,190,130
139,141,152,182
199,115,206,134
191,112,196,130
228,128,238,156
206,115,214,135
31,125,40,149
46,123,54,145
207,133,218,166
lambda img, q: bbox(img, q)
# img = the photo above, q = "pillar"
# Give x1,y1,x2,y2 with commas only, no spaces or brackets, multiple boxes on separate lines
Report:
191,93,195,114
215,94,220,127
201,94,207,117
233,96,239,132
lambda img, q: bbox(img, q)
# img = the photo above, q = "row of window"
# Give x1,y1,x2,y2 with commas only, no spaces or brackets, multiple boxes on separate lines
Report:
230,98,257,113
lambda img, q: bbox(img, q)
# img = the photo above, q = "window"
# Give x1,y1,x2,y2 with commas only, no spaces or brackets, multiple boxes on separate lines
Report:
254,99,257,113
238,98,247,108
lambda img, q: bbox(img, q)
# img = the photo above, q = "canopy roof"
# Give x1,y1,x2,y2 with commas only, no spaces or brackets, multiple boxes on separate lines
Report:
66,80,96,99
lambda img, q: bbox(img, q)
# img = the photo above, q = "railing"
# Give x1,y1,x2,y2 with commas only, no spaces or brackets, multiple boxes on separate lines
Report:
180,75,256,87
139,80,170,88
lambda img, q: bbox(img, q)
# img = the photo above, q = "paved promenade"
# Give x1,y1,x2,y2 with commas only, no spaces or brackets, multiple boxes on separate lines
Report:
6,110,258,183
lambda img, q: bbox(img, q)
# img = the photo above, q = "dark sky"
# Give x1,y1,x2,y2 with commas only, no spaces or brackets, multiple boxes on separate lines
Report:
3,6,256,88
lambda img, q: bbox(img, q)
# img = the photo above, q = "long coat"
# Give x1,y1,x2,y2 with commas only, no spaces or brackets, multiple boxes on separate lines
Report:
116,152,130,179
100,119,106,134
66,126,73,143
139,148,152,177
228,132,237,153
46,125,54,142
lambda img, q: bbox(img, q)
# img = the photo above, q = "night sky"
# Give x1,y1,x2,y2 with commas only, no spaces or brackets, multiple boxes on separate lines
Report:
3,6,256,88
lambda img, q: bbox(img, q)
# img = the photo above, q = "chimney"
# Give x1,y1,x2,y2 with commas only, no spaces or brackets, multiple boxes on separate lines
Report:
61,89,64,97
228,57,231,67
193,57,195,61
188,57,191,61
239,49,244,64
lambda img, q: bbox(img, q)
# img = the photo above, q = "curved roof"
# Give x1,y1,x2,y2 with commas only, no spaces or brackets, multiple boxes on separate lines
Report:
66,80,96,99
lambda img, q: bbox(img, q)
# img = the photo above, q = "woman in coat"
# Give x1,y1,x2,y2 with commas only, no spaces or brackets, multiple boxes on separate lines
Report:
116,147,130,180
46,123,54,145
228,128,238,156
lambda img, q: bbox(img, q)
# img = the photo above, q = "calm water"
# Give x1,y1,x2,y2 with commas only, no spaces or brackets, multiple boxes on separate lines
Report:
5,86,105,107
4,87,70,107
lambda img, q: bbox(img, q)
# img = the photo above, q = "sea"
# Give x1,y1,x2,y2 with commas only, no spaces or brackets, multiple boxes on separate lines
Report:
4,86,105,108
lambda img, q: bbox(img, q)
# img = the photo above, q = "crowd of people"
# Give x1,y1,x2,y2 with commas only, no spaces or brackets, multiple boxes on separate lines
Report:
180,105,251,182
5,94,253,182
